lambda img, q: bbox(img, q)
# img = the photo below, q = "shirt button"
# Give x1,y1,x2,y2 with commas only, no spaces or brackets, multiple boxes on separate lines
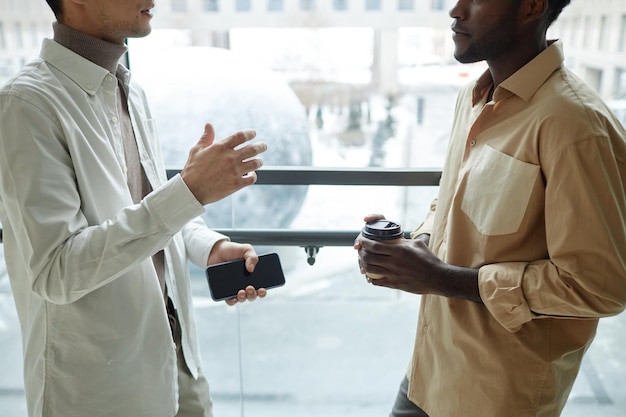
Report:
469,140,476,147
111,116,118,123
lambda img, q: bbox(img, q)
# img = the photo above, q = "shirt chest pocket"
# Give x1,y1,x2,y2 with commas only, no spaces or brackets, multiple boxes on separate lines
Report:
461,145,540,236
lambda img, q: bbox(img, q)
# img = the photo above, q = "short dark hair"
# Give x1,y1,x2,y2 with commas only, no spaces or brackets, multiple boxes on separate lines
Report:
45,0,62,18
546,0,571,27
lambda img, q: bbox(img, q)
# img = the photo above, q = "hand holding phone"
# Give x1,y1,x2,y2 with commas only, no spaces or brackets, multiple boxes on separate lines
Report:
206,253,286,301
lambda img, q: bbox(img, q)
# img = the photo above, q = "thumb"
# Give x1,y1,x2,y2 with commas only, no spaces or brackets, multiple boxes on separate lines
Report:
197,123,216,149
364,213,386,222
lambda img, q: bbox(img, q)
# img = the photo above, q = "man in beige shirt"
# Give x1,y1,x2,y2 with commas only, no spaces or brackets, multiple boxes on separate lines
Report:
356,1,626,416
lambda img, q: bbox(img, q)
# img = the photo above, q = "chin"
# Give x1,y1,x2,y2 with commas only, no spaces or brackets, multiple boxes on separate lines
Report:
130,27,152,39
454,50,480,65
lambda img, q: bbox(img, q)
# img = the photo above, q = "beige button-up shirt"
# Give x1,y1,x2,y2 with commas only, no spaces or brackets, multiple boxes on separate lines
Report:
409,41,626,417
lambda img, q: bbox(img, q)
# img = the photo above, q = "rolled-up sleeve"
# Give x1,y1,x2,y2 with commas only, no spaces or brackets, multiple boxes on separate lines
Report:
479,136,626,332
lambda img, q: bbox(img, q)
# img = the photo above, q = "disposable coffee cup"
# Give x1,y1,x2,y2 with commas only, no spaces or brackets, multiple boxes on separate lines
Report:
361,219,403,279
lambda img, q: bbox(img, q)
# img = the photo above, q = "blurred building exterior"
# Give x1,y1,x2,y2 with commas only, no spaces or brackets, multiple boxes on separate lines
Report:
553,0,626,99
2,0,625,100
0,0,52,82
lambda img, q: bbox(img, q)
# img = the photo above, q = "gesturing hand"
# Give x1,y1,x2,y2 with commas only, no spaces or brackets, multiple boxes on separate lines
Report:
181,123,267,205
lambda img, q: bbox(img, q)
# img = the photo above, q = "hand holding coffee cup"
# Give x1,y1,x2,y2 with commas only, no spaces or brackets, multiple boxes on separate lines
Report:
360,219,403,279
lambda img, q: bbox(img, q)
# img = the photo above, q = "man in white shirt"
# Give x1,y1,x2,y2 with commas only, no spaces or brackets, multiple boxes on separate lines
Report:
0,1,269,416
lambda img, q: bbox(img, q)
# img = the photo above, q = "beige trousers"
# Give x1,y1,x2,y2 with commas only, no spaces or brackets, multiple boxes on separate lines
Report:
174,343,214,417
171,303,214,417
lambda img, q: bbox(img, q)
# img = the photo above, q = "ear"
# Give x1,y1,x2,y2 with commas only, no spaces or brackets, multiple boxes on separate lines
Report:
520,0,548,24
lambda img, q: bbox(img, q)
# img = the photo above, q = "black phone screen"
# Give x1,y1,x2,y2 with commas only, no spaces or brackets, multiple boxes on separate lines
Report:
205,253,286,301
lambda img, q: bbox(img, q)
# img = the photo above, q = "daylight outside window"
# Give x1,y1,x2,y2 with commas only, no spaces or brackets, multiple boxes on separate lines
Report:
1,1,625,417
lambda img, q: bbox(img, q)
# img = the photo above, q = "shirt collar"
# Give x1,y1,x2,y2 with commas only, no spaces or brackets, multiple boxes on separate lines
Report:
472,39,565,105
40,39,112,96
41,26,132,96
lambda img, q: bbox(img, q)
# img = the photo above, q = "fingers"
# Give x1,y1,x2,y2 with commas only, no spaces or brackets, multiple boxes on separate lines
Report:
357,240,396,278
238,140,268,161
353,233,364,249
244,252,259,273
241,155,264,177
225,290,248,306
225,134,266,178
221,128,257,149
224,286,266,306
360,258,385,279
358,237,402,256
370,277,392,288
363,213,386,222
197,123,216,148
200,127,266,167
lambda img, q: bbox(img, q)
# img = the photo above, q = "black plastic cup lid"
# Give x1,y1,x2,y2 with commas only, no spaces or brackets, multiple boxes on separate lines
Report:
362,220,403,240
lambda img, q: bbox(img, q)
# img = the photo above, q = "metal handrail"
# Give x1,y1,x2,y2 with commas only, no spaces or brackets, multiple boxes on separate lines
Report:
211,228,414,246
210,228,415,265
166,166,441,186
0,167,441,250
171,166,440,263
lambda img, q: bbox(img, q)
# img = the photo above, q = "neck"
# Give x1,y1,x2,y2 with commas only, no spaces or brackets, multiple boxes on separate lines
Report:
53,22,127,74
487,38,548,87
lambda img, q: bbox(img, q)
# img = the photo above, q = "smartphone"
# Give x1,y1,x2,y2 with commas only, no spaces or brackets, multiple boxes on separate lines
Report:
206,253,286,301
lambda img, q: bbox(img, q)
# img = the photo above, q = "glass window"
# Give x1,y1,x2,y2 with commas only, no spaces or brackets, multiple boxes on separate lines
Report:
620,14,626,52
127,25,440,415
2,2,625,417
609,69,626,126
333,0,348,11
0,1,51,87
203,0,219,12
268,0,283,12
14,23,23,49
431,0,446,11
0,59,11,78
0,23,5,50
598,15,607,50
172,0,188,12
398,0,414,11
30,22,38,48
236,0,251,12
366,0,381,10
615,68,626,98
583,16,591,48
301,0,316,11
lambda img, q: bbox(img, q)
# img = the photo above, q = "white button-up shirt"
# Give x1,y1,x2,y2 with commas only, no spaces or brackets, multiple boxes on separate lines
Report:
0,39,227,417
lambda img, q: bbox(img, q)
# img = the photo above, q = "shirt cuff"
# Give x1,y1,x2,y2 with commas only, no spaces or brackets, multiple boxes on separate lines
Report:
143,174,206,233
183,217,230,267
479,262,533,332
